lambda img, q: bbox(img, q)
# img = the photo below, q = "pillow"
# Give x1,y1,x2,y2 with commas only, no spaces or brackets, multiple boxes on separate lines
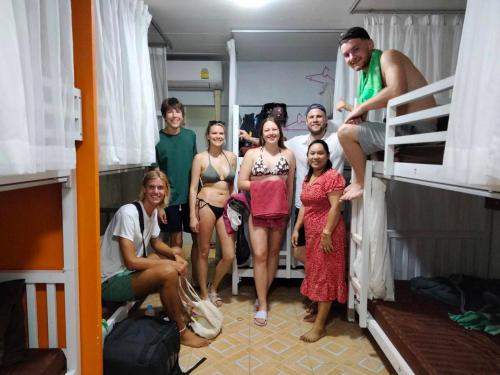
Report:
0,279,27,367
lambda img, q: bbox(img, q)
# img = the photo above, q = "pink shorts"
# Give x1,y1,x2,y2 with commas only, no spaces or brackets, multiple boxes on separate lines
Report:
252,215,286,229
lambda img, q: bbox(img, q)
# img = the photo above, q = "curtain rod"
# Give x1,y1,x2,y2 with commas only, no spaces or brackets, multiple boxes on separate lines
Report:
351,9,465,14
349,0,464,15
232,29,346,34
150,18,173,49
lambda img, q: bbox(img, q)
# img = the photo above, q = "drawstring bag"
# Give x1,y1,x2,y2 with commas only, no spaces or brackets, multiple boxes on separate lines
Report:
179,278,223,339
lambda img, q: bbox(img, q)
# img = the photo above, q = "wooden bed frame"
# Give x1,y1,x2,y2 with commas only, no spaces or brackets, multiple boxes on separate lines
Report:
0,171,80,375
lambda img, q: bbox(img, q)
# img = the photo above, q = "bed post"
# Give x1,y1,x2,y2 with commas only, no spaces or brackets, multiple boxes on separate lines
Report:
62,171,80,374
358,160,373,328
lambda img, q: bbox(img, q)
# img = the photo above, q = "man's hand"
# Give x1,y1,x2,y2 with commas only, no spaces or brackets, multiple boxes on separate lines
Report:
172,247,184,258
335,100,353,112
158,209,167,224
239,129,250,141
172,255,187,276
344,105,366,125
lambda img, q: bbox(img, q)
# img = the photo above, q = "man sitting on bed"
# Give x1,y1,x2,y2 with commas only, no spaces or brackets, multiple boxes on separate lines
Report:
100,170,210,348
336,27,437,200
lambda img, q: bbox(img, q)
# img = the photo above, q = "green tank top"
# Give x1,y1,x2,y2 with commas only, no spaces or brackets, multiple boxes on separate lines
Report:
358,49,383,104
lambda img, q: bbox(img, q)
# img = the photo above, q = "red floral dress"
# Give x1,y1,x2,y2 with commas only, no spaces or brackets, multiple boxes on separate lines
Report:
299,169,347,303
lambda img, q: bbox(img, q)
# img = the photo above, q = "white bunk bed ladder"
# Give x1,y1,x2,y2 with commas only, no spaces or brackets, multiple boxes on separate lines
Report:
347,161,373,328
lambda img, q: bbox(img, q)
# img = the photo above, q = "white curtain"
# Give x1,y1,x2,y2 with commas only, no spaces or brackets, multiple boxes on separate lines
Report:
443,0,500,189
332,14,463,126
149,47,168,111
149,46,168,130
227,39,237,153
0,0,75,177
95,0,158,168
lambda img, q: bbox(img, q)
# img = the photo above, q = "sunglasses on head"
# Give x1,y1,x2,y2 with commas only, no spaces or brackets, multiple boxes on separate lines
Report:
208,120,225,125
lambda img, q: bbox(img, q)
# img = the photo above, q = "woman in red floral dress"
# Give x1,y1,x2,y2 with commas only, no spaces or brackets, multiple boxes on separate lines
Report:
292,139,346,342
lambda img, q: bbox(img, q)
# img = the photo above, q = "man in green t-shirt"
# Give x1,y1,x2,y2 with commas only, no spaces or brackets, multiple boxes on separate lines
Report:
155,98,198,274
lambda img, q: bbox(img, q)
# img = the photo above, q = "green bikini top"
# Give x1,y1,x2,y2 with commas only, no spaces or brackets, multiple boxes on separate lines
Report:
200,152,235,186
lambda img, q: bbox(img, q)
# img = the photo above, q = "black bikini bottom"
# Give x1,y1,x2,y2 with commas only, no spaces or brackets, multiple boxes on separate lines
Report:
196,198,224,220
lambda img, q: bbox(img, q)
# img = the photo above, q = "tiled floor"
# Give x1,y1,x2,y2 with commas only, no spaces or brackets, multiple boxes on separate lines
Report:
144,279,392,375
140,241,392,374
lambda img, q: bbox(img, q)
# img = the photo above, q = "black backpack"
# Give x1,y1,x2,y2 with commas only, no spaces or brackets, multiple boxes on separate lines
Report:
103,316,205,375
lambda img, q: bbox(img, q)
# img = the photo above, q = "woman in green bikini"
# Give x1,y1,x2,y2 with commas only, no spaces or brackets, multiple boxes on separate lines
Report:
189,121,237,306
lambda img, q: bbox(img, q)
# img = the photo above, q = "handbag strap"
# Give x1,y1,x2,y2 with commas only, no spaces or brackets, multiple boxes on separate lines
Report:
131,201,147,258
179,277,202,303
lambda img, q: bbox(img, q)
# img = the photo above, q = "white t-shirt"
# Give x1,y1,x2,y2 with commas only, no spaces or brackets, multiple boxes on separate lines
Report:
100,202,160,282
285,132,344,208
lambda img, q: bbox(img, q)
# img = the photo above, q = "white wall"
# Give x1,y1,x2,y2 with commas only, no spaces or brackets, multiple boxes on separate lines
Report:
237,61,335,138
237,61,334,105
170,61,336,139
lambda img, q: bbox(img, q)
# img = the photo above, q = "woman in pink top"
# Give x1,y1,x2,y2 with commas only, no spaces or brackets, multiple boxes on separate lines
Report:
238,117,296,326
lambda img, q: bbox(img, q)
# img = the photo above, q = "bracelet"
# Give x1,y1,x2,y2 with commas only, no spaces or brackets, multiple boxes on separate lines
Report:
322,230,331,235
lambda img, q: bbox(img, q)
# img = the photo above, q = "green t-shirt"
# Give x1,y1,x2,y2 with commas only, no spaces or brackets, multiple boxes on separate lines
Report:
155,128,197,206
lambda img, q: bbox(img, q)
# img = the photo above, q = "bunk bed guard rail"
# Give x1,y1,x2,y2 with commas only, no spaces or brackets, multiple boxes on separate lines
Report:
384,76,454,177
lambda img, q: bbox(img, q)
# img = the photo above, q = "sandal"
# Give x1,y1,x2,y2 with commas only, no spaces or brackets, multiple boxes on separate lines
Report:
208,291,223,307
254,310,267,327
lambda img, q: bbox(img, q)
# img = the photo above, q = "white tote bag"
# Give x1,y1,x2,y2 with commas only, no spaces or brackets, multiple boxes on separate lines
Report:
179,278,223,339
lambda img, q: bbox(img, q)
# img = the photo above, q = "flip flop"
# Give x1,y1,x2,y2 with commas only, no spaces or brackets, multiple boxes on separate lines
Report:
254,310,267,327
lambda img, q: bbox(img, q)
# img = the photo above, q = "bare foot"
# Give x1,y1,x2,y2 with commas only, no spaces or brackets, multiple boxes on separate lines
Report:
305,301,316,313
340,183,364,201
304,302,318,322
303,312,317,323
300,327,326,343
180,329,211,348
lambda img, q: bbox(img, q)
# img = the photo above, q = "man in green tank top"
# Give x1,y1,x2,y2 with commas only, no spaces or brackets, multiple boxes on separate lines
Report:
155,98,198,276
336,27,436,201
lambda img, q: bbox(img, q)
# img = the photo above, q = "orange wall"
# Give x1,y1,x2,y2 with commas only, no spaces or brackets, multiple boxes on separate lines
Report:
0,185,63,269
0,185,66,346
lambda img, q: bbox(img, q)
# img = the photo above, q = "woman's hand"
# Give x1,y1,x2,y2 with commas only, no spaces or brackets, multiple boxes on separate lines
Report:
320,231,333,253
190,216,199,234
291,228,300,247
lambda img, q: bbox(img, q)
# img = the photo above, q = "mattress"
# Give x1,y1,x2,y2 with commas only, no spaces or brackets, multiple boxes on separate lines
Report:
369,281,500,375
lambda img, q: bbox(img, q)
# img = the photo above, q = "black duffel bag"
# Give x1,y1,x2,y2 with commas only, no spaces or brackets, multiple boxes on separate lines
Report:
103,316,183,375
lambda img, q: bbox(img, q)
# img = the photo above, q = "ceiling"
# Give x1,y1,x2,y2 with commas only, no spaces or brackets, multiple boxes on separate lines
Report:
145,0,465,61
